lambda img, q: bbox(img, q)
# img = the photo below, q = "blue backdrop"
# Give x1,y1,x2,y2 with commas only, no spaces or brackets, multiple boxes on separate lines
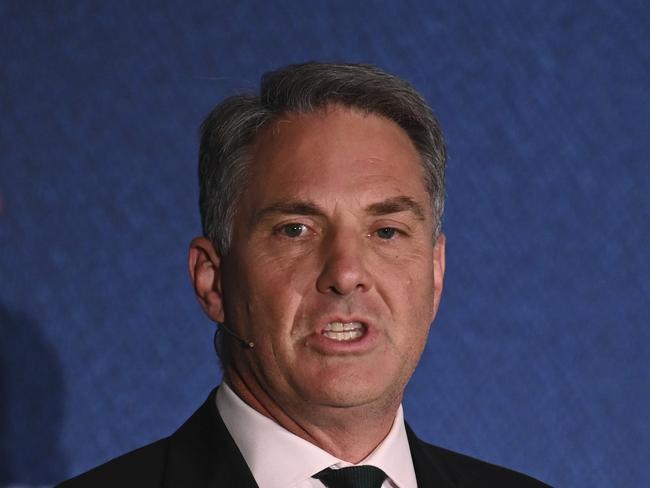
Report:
1,2,648,487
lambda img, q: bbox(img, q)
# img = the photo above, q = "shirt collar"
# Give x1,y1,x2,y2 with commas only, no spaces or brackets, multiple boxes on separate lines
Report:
216,383,417,488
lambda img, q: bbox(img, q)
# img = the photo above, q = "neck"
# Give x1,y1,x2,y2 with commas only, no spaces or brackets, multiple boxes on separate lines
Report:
224,367,401,463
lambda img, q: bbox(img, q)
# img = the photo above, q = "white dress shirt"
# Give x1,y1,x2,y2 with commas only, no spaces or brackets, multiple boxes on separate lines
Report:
216,383,418,488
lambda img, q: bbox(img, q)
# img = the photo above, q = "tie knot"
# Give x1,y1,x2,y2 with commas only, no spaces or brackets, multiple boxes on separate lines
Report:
313,465,388,488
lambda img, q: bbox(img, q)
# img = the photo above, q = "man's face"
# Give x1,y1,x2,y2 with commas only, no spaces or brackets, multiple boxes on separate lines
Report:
220,106,444,417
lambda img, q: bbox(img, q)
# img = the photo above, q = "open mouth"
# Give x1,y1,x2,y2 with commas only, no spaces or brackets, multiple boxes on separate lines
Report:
322,321,366,341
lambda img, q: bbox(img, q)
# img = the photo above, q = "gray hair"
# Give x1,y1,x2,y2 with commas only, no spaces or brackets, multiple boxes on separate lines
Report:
199,62,446,255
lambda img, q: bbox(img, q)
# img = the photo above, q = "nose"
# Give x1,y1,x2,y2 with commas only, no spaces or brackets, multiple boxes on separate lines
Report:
316,230,372,296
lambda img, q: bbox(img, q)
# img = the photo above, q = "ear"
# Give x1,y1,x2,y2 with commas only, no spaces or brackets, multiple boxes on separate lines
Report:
188,237,225,323
431,233,446,320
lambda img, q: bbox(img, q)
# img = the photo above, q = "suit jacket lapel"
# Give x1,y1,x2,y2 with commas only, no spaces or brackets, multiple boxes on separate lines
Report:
160,391,461,488
163,389,259,488
406,423,457,487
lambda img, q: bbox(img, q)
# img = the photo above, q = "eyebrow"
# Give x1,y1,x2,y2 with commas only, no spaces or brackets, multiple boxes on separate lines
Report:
252,195,426,226
365,196,426,220
252,200,326,226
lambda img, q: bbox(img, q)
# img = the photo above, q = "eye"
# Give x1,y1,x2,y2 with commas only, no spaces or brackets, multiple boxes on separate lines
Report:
279,223,308,238
375,227,398,239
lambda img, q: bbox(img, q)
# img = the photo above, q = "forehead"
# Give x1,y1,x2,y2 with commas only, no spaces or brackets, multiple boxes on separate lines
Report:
244,106,430,212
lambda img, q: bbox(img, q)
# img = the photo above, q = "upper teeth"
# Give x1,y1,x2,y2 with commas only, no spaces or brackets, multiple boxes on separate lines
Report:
323,322,364,341
324,321,363,331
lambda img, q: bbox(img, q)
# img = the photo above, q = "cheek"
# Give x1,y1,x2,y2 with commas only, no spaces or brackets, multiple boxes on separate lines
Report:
378,259,437,347
379,253,436,303
242,261,314,337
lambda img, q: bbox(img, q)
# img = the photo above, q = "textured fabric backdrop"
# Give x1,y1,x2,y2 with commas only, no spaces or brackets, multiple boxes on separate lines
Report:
1,2,648,487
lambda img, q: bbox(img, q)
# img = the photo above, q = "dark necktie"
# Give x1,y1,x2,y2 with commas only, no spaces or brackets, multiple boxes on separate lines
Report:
312,465,388,488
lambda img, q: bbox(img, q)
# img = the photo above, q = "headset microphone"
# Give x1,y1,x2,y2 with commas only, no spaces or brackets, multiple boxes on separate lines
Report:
216,323,255,349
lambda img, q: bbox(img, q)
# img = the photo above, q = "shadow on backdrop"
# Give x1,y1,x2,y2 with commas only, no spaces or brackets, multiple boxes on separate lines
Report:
0,303,67,486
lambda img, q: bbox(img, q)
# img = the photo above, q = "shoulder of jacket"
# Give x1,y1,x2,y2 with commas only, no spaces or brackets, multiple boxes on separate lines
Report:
55,437,170,488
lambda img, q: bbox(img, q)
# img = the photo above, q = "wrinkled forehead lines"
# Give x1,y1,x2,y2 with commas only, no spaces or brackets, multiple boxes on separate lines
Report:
252,107,333,150
251,106,422,173
240,104,431,213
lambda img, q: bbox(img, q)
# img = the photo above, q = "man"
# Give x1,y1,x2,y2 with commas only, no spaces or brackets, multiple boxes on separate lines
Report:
59,62,549,487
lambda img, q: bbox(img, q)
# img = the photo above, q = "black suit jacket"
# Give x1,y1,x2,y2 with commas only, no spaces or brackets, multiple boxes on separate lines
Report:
57,390,551,487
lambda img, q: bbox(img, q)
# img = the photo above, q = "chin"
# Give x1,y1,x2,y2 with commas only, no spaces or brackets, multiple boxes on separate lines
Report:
296,370,404,411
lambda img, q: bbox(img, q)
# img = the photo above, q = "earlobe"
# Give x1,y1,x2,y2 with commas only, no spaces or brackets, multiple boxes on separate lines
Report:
435,233,446,282
188,237,225,323
432,233,446,316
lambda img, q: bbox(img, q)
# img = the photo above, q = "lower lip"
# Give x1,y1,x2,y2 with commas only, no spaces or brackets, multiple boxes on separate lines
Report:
307,325,379,355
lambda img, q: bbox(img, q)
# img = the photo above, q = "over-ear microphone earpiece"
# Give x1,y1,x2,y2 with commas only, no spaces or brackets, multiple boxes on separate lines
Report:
214,323,255,350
